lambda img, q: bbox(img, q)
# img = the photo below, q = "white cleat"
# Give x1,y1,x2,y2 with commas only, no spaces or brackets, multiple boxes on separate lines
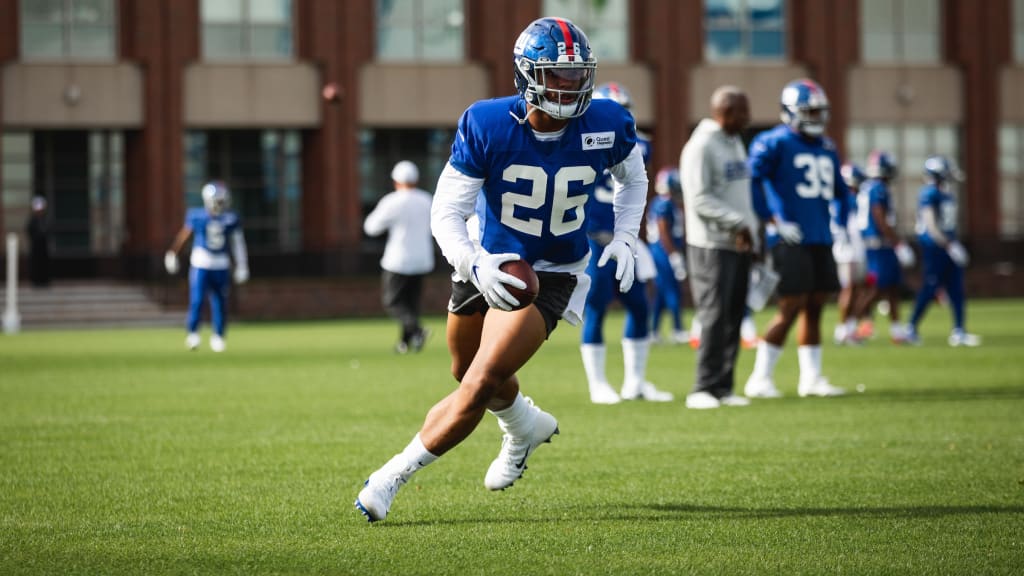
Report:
720,394,752,407
185,332,201,350
798,376,846,398
671,330,690,345
745,376,782,399
948,329,981,347
210,334,226,353
621,381,675,402
685,391,720,410
588,381,622,405
354,455,414,523
484,400,559,491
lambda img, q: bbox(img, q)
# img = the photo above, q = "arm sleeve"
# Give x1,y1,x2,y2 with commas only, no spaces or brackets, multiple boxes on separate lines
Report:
683,138,746,231
231,229,248,270
431,162,483,278
920,206,949,245
607,144,648,245
748,136,778,221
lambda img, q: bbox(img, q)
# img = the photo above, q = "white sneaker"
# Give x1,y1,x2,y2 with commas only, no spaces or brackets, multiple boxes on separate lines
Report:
621,381,675,402
355,455,415,522
798,376,846,398
948,329,981,347
744,376,782,399
720,394,751,407
588,381,622,405
484,401,559,491
671,330,690,345
210,334,226,353
185,332,200,350
685,391,720,409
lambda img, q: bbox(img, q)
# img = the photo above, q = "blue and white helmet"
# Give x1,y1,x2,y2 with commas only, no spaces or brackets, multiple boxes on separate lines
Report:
840,163,866,191
593,82,632,109
923,155,963,184
655,167,681,196
513,17,597,120
201,181,231,215
865,150,898,180
780,79,830,137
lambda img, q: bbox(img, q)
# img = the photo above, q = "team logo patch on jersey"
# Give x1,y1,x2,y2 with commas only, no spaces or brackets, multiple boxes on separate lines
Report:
582,131,615,150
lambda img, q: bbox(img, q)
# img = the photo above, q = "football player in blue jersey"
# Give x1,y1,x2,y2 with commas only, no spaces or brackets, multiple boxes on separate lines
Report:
647,167,690,346
853,151,916,344
164,181,249,352
355,17,647,523
744,79,850,398
832,163,869,345
578,84,673,404
906,156,980,347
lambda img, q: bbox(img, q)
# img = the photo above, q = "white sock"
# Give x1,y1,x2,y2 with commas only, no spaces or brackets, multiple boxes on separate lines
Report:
844,318,857,333
490,392,535,438
752,341,782,379
741,316,757,341
797,345,822,382
400,433,438,472
580,344,609,391
890,323,906,340
621,338,649,385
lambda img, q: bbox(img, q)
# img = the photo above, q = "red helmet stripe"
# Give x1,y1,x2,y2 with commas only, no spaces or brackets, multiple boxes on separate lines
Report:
554,18,574,57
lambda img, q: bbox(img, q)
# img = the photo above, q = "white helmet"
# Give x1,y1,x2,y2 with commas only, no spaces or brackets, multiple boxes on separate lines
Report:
201,181,230,215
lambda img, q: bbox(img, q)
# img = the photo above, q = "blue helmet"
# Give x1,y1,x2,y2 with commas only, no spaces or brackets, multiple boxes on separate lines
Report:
780,79,830,137
513,17,597,120
923,155,963,184
840,163,866,191
201,181,231,215
865,150,898,180
593,82,632,109
655,167,681,196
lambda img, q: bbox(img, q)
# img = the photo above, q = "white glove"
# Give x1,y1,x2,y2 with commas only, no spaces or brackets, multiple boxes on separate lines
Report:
234,266,249,284
775,220,803,245
469,251,526,311
164,251,179,275
668,251,687,281
598,239,636,293
895,242,916,268
947,241,969,267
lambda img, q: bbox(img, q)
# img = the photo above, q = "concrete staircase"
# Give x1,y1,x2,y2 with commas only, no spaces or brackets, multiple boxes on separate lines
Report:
1,281,183,330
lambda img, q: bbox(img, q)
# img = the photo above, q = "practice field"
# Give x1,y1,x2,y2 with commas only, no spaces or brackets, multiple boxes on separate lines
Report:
2,300,1022,575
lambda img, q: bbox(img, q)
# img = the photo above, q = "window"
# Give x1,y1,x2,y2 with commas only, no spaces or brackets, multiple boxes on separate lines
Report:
1015,0,1024,62
183,130,302,251
999,125,1024,239
543,0,629,62
861,0,940,63
704,0,785,61
20,0,116,61
358,128,454,221
847,124,960,235
201,0,293,60
377,0,464,61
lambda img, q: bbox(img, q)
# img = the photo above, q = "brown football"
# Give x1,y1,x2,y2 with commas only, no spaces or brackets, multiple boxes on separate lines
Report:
499,259,539,310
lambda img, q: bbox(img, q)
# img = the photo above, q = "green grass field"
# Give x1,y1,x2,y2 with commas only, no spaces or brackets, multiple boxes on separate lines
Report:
2,300,1023,575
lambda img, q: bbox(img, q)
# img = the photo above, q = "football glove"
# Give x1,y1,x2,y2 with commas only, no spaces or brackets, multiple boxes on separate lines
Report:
164,251,179,275
895,242,916,268
234,266,249,284
598,238,636,293
470,250,526,311
669,251,687,281
775,220,803,245
947,241,969,267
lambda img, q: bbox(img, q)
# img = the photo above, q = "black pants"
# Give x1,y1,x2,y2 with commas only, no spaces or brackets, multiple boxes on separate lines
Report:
382,271,424,343
687,246,752,398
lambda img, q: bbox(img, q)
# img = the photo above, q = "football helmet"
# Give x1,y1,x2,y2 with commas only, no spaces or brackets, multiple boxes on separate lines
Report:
840,163,866,191
780,79,830,137
202,181,231,215
593,82,632,109
923,155,963,184
865,150,898,180
513,17,597,120
654,167,681,196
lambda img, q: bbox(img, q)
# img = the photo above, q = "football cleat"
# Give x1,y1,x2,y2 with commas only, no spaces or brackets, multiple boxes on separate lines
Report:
622,381,675,402
720,394,752,407
745,376,782,399
798,376,846,398
210,334,226,353
484,401,559,491
355,455,415,523
185,332,201,350
948,329,981,347
588,381,622,405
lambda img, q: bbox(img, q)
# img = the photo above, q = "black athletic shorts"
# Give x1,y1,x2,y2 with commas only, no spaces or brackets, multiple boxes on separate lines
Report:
448,271,577,337
771,243,840,295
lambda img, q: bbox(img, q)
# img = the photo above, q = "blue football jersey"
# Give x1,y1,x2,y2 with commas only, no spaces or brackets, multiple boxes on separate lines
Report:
858,179,896,245
588,130,650,235
186,208,241,257
748,124,848,245
646,195,684,249
451,96,638,265
915,184,958,247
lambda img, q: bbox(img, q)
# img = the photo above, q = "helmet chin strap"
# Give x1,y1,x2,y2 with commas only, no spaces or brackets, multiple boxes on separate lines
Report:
509,104,538,125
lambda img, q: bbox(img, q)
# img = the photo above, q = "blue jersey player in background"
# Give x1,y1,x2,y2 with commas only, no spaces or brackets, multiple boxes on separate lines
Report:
579,82,673,405
164,181,249,352
906,156,981,347
646,167,689,345
356,17,648,523
744,79,850,399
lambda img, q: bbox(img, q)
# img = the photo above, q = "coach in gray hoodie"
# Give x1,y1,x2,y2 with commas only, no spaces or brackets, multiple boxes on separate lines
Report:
680,86,759,409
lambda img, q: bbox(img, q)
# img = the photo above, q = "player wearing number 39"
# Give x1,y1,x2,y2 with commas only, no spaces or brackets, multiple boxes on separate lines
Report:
355,17,646,523
744,79,851,399
164,181,249,353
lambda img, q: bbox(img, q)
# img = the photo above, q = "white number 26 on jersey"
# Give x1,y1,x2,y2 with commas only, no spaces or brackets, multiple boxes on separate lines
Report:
794,153,835,200
501,164,595,237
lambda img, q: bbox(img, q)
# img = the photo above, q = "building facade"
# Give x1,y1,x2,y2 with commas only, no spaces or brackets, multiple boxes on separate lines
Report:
0,0,1021,315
